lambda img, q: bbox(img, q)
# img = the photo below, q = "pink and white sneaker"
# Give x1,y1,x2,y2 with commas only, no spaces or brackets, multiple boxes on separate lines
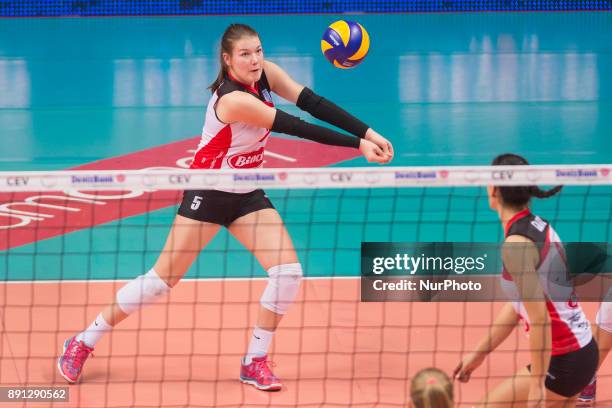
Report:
57,336,94,384
239,355,282,391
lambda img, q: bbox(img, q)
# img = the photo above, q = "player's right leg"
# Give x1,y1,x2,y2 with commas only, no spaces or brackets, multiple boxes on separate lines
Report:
57,213,221,383
228,206,301,391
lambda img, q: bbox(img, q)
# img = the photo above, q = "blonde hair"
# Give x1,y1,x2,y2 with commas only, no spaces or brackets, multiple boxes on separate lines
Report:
410,368,454,408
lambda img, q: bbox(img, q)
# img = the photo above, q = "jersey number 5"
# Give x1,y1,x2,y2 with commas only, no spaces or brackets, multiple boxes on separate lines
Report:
191,196,203,210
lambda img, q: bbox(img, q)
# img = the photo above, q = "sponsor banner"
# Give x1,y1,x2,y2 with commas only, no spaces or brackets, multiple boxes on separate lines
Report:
556,168,599,179
394,170,437,184
361,242,612,302
4,165,611,191
70,174,125,185
0,136,360,250
233,173,276,183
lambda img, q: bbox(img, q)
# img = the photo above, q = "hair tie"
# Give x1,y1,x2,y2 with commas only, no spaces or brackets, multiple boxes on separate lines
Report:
426,377,438,385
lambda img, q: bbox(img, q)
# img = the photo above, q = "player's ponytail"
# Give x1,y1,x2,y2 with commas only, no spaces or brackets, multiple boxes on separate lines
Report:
491,153,562,208
531,184,563,199
209,23,259,93
410,368,453,408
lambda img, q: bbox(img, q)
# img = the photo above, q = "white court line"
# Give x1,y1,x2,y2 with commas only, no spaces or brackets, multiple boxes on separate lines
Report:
0,275,502,284
264,150,297,162
0,276,361,284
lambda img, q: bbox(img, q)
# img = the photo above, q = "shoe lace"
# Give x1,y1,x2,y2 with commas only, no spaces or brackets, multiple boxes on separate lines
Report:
254,358,278,381
67,341,93,373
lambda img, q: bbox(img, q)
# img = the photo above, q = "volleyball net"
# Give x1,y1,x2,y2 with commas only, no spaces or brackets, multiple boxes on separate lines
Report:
0,164,611,407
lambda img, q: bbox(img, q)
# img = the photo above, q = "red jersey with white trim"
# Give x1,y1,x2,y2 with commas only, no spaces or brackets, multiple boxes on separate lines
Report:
190,71,274,192
500,209,592,356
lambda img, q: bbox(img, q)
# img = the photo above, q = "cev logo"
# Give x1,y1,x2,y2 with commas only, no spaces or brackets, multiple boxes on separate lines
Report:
6,177,29,186
491,170,513,180
169,175,191,184
330,173,353,182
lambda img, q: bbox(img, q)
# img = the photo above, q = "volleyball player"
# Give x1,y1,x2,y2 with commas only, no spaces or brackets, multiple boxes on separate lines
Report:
57,23,393,391
454,154,598,406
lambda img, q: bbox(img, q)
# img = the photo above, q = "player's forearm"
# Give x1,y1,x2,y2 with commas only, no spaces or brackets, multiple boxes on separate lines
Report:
475,302,519,355
527,313,551,382
271,109,360,148
296,87,369,138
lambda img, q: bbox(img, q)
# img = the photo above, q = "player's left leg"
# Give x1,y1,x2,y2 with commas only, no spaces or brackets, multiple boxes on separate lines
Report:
228,207,302,391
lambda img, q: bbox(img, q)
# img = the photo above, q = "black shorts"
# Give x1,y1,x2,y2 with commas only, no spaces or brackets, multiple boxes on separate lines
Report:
527,338,598,397
177,189,275,227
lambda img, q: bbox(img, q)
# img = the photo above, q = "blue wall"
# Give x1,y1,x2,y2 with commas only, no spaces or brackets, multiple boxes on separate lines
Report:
1,0,611,17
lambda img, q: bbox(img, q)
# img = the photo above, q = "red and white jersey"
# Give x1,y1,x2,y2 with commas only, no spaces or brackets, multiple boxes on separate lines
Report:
500,209,592,356
190,71,274,192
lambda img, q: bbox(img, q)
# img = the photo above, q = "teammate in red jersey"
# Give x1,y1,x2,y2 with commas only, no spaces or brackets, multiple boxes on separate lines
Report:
454,153,598,406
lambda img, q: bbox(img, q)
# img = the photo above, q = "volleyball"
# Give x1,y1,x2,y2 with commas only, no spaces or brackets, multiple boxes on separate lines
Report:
321,20,370,69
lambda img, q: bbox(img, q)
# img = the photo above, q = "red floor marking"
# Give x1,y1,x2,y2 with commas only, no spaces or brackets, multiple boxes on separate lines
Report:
0,137,360,250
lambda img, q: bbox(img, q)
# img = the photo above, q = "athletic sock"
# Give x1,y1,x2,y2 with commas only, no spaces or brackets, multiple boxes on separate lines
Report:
244,326,274,364
76,313,112,348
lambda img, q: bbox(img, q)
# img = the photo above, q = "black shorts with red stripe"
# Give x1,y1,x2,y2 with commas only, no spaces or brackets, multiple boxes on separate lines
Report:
177,189,275,227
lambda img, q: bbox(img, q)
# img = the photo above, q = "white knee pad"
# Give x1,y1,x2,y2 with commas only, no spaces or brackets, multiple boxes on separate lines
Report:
596,288,612,333
260,263,303,315
116,268,171,315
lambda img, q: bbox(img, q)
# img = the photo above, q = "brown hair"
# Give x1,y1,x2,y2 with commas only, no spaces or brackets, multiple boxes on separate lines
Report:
208,23,259,93
491,153,562,208
410,368,453,408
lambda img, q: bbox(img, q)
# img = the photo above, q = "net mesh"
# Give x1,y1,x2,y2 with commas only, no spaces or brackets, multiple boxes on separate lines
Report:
0,166,611,406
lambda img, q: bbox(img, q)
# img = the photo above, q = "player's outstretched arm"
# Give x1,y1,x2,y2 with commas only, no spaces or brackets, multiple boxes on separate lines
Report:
454,302,519,383
264,60,393,162
216,90,389,163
